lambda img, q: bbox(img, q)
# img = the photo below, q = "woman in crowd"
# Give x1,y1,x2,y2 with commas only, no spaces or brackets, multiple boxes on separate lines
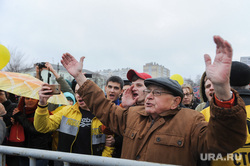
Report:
12,97,52,166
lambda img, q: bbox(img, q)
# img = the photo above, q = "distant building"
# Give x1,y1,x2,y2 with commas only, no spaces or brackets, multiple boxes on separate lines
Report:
97,68,131,80
22,63,107,90
240,56,250,66
143,62,170,78
98,63,171,80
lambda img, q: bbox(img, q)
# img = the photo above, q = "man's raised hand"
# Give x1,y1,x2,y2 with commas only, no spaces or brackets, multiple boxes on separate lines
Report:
204,35,232,100
61,53,87,86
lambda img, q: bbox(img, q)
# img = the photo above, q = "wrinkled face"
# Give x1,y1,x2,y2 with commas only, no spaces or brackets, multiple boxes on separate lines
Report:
105,81,122,102
131,79,147,105
24,97,38,108
182,88,193,105
204,79,214,102
75,84,87,109
144,85,181,119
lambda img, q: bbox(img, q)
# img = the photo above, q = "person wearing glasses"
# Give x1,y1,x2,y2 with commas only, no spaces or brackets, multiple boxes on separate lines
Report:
181,83,200,109
50,35,246,165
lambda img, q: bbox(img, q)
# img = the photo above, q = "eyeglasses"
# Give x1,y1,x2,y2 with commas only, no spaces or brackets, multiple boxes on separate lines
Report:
143,89,173,96
183,93,192,97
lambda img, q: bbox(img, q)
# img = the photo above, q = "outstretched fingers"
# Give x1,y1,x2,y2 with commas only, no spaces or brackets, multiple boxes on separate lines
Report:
80,56,85,64
61,53,73,66
204,54,211,68
224,40,233,59
123,84,134,97
214,36,232,59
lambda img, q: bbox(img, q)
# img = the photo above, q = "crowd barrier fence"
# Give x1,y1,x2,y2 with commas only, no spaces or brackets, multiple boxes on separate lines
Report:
0,145,177,166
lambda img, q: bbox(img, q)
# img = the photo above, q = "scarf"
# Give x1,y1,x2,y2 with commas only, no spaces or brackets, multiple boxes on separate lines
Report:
17,97,39,123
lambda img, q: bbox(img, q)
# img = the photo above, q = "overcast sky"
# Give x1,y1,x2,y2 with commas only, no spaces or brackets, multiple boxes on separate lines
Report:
1,0,250,80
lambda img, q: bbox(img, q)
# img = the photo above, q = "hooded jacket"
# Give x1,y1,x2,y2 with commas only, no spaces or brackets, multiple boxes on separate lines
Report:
76,80,247,166
63,92,76,105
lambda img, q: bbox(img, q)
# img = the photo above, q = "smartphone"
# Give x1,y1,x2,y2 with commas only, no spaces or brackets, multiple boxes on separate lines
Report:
48,84,61,95
84,73,92,78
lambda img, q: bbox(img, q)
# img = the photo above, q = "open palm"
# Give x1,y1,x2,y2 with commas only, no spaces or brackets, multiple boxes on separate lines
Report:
205,36,232,86
61,53,85,78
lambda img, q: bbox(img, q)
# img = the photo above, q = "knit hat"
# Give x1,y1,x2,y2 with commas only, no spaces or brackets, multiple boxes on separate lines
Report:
144,77,184,99
127,69,152,82
230,61,250,86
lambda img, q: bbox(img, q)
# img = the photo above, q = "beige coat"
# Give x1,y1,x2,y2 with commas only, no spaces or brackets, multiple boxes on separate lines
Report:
78,80,247,166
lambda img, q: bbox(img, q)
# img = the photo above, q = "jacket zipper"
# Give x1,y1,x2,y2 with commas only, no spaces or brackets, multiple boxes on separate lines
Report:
150,119,155,129
70,111,82,153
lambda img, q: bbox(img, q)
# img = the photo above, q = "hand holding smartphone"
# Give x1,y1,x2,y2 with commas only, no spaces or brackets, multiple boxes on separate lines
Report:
47,84,61,95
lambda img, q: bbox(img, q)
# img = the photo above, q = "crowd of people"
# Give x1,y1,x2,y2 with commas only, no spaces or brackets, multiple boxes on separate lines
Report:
0,35,249,166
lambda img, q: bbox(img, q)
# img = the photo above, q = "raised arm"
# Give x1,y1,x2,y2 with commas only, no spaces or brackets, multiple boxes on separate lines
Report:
61,53,87,86
204,35,232,101
46,62,74,94
46,62,60,79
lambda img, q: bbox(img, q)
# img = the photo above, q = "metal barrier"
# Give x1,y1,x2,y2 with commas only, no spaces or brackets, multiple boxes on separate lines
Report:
0,145,176,166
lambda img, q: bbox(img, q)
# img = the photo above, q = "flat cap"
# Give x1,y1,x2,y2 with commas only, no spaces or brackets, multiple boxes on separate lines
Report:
230,61,250,86
144,77,184,99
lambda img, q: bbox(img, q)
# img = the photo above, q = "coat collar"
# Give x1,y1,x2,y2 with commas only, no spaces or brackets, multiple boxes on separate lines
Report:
136,106,180,118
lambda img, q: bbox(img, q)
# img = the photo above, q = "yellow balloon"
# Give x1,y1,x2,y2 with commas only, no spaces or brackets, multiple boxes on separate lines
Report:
0,44,11,70
170,74,184,85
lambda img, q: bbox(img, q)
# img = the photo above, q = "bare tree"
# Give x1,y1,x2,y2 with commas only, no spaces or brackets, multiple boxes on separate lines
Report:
184,78,195,87
4,47,33,72
195,74,201,86
183,74,201,87
92,72,107,91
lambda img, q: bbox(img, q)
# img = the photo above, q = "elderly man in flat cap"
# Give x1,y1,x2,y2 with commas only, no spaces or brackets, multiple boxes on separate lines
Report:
201,61,250,166
38,36,246,166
